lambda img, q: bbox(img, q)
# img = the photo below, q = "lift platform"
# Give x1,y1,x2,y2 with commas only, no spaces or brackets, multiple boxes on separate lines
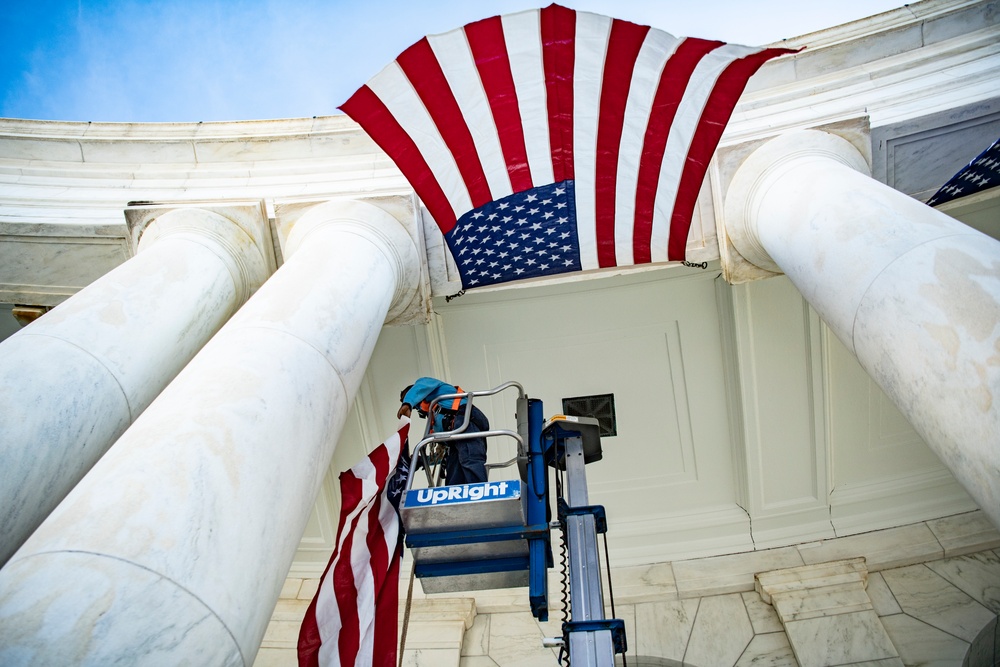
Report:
400,382,550,604
399,382,626,666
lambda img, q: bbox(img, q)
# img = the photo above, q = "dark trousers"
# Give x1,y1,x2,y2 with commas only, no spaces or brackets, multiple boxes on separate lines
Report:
443,405,489,485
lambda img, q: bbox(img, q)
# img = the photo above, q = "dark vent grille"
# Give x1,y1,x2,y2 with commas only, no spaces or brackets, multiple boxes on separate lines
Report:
561,394,617,437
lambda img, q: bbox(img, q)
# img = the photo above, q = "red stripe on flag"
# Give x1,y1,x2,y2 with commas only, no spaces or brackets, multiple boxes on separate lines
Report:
594,19,651,268
362,447,392,596
632,38,723,265
297,589,323,667
541,4,576,183
667,47,795,260
297,423,408,667
466,16,534,193
397,38,494,209
373,535,402,667
333,474,364,665
365,503,389,591
362,448,392,666
363,499,393,667
340,86,458,234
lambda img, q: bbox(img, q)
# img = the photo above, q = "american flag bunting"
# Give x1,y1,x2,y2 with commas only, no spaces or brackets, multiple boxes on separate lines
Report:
341,4,795,288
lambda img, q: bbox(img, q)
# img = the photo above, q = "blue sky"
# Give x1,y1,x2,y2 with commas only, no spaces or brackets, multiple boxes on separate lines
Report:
2,0,907,123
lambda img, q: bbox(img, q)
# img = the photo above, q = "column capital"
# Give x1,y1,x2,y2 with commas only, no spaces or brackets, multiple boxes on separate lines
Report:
276,196,427,326
125,201,274,308
722,130,870,282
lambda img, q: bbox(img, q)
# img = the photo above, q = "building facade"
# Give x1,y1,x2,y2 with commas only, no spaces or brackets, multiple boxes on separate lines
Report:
0,0,998,665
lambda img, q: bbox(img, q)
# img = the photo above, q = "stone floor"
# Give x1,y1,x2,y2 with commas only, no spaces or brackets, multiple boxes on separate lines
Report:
255,510,1000,666
455,550,999,666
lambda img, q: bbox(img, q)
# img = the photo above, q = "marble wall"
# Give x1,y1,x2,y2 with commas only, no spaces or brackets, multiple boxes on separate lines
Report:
306,264,982,578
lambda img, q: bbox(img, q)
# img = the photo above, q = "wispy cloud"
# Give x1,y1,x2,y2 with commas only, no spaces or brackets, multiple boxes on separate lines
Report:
1,0,907,123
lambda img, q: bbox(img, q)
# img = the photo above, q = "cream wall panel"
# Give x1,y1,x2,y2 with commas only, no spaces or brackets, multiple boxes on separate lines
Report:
720,277,834,547
482,327,700,493
434,268,751,563
743,278,827,509
290,482,339,576
359,319,447,441
291,257,980,574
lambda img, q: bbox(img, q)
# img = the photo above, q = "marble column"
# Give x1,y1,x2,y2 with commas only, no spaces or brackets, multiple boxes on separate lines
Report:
0,206,270,566
725,129,1000,529
0,199,420,666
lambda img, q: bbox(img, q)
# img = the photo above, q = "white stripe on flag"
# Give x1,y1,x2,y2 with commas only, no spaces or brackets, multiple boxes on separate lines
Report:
350,474,381,666
357,489,399,663
503,9,553,188
310,421,405,667
367,62,474,222
315,466,374,666
649,42,755,263
350,514,376,664
613,29,682,266
428,30,513,201
573,11,613,272
312,571,340,665
358,430,402,667
320,457,379,667
377,478,400,560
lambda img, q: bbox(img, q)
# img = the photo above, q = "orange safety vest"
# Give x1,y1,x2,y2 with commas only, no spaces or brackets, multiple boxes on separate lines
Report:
419,385,464,414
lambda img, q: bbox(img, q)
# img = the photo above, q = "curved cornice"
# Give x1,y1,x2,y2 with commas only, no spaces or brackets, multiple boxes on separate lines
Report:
0,0,994,157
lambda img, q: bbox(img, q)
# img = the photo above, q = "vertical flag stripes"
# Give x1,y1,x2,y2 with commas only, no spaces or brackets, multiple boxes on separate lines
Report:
341,4,795,288
298,421,409,667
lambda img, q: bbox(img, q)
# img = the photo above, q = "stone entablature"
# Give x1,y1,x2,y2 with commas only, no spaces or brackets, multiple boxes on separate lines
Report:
1,0,996,309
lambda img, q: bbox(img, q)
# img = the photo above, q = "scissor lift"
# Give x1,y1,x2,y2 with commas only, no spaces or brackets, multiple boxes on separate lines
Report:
398,382,626,666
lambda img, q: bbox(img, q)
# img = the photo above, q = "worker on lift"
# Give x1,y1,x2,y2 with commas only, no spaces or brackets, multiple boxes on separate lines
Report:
397,377,489,485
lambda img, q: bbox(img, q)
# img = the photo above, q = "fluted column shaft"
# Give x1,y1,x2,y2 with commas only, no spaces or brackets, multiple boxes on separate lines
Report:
0,199,420,666
0,207,268,566
725,129,1000,529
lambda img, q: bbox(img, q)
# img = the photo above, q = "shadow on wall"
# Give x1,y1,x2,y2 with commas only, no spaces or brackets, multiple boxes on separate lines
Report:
615,658,685,667
0,305,20,342
0,304,51,341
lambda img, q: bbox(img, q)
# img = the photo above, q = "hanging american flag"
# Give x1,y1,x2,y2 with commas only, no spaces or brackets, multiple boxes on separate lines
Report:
927,136,1000,207
341,4,795,288
298,421,409,667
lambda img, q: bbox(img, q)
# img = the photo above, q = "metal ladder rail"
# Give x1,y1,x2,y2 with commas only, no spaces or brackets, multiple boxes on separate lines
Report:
408,429,525,490
405,381,527,492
